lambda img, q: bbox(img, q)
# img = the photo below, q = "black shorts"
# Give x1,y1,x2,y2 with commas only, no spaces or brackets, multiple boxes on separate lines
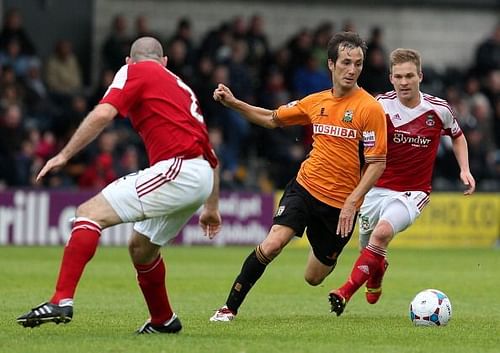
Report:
273,179,357,266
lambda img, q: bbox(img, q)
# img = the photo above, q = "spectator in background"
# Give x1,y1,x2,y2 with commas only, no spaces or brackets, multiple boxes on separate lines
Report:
101,14,131,72
166,38,193,84
359,26,391,96
358,46,392,96
168,17,195,67
267,46,294,92
470,94,495,150
466,95,497,185
0,15,496,193
287,28,313,75
474,23,500,78
257,69,305,189
192,56,216,117
205,64,248,187
366,26,388,62
493,95,500,149
53,94,89,142
89,69,116,108
134,14,158,40
465,127,493,186
311,21,334,74
23,57,55,130
227,39,254,103
483,69,500,111
79,130,119,189
230,15,247,41
45,39,83,100
0,38,31,77
246,14,271,77
0,8,36,55
225,40,254,177
0,103,26,186
15,135,37,186
292,51,331,97
117,145,141,177
341,19,356,32
14,127,58,187
0,65,25,109
258,68,291,109
33,129,57,162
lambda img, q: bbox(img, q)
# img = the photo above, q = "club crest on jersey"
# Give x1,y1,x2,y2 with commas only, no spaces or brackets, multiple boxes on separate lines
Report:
342,110,353,122
425,115,435,126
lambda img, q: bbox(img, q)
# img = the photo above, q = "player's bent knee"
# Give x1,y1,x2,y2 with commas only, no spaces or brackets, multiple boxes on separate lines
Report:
260,239,284,259
304,274,324,286
129,242,160,265
128,232,160,264
372,221,393,242
260,225,294,259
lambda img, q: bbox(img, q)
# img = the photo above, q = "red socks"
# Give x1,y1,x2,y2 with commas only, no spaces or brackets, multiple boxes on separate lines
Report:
50,217,101,304
134,255,173,325
50,217,173,325
338,244,386,301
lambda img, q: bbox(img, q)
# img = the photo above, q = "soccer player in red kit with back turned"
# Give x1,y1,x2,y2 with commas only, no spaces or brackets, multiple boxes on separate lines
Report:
17,37,222,334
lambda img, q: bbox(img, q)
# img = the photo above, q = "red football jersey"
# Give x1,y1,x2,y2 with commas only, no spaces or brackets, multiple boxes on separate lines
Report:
375,91,463,193
100,61,217,168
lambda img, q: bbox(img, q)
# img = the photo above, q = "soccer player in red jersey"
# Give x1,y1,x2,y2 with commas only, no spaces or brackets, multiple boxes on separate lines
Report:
17,37,222,333
329,48,475,316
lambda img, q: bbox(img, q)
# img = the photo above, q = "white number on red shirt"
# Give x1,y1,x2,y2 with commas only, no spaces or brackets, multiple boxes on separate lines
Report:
176,78,204,123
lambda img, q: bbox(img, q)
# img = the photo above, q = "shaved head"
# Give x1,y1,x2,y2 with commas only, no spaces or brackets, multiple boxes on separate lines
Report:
130,36,164,62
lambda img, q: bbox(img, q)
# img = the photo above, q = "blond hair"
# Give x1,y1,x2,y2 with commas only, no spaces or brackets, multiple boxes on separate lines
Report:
390,48,422,73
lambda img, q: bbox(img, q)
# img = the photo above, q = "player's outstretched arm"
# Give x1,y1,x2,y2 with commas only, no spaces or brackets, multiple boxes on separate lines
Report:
36,103,118,182
451,134,475,195
213,83,278,129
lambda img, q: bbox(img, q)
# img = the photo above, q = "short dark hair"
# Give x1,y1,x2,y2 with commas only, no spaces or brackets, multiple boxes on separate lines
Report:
327,31,367,63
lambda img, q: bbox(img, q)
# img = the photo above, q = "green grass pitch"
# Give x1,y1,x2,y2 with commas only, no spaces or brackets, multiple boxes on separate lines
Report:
0,246,499,353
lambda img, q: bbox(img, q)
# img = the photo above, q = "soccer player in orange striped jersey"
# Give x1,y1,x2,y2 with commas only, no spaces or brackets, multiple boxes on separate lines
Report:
329,48,475,316
210,32,387,322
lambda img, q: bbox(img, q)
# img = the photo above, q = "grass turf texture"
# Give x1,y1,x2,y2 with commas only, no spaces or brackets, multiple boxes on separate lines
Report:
0,246,499,353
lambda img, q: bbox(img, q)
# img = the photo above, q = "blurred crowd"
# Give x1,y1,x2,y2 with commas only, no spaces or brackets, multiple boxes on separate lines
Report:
0,8,499,192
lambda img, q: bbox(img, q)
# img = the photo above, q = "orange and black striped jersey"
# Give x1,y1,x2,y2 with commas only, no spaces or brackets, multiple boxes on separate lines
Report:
274,88,387,209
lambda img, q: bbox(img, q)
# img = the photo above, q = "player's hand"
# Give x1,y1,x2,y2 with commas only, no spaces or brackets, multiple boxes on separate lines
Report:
337,199,357,238
36,154,68,182
460,171,476,195
213,83,235,107
199,208,222,239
